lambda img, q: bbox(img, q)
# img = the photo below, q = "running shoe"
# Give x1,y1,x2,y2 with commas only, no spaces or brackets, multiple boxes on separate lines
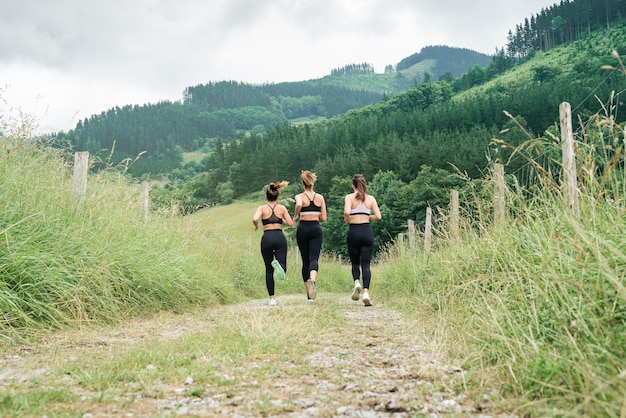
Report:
307,279,317,300
268,298,277,306
351,282,362,301
271,260,285,281
362,293,372,306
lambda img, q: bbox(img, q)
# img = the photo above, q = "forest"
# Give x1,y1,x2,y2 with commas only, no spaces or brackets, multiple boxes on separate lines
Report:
52,84,382,175
506,0,626,58
51,0,626,256
395,45,492,78
191,23,626,255
51,45,490,177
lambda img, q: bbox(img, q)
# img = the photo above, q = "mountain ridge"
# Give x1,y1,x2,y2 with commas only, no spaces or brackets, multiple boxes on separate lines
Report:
53,45,492,176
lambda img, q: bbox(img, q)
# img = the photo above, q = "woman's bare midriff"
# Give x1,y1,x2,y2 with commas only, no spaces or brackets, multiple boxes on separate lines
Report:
299,214,321,222
348,214,370,224
262,225,284,231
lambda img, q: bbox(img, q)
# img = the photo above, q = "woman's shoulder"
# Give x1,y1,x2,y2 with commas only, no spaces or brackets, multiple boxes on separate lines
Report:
257,203,271,212
365,195,378,206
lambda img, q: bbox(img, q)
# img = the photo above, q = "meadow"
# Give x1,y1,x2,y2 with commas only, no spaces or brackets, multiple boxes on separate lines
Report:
1,93,625,417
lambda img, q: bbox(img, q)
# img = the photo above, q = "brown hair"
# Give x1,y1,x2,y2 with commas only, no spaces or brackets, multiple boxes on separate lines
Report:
266,181,289,202
301,170,317,189
352,174,368,201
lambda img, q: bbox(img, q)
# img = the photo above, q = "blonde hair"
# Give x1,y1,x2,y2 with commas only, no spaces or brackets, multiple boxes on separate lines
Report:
352,174,368,201
301,170,317,189
266,181,289,202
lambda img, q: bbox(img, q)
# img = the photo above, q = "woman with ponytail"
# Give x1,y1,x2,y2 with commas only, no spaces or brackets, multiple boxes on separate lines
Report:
252,181,295,306
293,170,327,301
343,174,381,306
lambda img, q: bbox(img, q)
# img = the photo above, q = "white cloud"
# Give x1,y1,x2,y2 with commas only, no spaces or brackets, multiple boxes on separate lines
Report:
0,0,558,133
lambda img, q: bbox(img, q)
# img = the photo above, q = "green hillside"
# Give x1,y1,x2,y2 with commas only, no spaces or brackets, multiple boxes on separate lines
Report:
1,100,624,415
162,21,625,255
305,59,437,94
1,2,625,415
51,45,491,178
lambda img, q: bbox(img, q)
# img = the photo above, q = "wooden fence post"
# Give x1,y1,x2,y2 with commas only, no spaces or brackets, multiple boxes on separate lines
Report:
424,207,432,252
449,189,459,241
560,102,580,219
493,163,505,226
140,181,151,221
396,233,406,257
407,219,415,250
71,151,89,207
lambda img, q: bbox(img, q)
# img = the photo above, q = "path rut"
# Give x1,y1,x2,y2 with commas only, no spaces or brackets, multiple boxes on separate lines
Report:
1,294,511,417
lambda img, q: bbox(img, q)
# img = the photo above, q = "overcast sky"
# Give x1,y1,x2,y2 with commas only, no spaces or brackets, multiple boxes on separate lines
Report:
1,0,556,134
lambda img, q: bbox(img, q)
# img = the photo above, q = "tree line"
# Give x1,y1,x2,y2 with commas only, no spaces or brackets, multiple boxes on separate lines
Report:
53,83,382,176
396,45,492,79
192,23,625,254
51,10,625,255
51,45,493,178
330,63,376,76
506,0,626,60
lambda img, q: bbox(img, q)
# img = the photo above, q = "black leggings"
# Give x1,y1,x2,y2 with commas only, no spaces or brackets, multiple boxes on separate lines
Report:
296,220,323,282
260,230,288,296
346,223,374,289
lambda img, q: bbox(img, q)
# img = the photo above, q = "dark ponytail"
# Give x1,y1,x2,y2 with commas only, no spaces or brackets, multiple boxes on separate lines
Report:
266,180,289,202
352,174,367,201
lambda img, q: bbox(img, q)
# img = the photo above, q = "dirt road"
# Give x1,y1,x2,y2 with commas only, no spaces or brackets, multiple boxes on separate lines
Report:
1,294,509,417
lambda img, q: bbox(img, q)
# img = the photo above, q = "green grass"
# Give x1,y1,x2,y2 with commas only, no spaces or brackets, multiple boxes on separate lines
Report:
375,101,626,416
0,133,354,345
0,138,237,343
0,300,350,417
2,61,626,416
181,150,208,165
454,21,626,103
0,388,74,416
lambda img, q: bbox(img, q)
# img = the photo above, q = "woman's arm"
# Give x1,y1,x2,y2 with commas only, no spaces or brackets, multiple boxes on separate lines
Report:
293,194,302,220
343,195,352,223
369,196,382,221
320,195,328,222
281,205,295,227
252,206,263,231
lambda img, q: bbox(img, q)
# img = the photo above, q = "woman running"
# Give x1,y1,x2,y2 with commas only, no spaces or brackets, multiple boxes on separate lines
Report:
343,174,382,306
252,181,295,306
293,170,327,301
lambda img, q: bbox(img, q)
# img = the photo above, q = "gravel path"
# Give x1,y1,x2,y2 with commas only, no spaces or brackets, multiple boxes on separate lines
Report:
0,294,513,417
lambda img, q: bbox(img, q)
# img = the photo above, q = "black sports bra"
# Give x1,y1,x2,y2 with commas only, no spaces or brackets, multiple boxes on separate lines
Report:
300,192,322,215
262,203,283,225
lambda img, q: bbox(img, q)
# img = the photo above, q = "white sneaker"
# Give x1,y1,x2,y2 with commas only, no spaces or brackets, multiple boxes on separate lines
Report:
268,298,277,306
307,279,317,300
351,282,362,301
362,293,372,306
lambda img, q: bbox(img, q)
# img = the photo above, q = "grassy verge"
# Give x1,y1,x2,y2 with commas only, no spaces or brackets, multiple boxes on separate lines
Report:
0,137,239,344
0,134,354,344
375,106,626,416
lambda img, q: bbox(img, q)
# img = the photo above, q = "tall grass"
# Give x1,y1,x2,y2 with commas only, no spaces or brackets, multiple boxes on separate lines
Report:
377,90,626,416
0,124,246,344
0,118,351,346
